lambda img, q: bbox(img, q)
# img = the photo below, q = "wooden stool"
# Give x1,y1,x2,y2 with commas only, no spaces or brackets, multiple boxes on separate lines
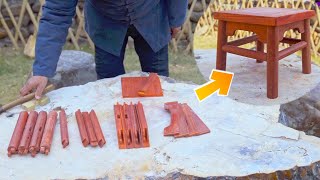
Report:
213,8,315,99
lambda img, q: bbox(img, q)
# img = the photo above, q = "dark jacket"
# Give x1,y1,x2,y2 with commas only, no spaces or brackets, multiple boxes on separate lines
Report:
33,0,188,77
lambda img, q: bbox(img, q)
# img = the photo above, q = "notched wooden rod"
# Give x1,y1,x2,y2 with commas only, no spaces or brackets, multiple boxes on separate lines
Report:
7,111,28,157
123,103,134,149
40,111,58,155
135,102,150,147
59,109,69,148
18,111,38,155
75,109,89,147
82,112,98,147
89,110,106,148
114,103,126,149
29,111,47,157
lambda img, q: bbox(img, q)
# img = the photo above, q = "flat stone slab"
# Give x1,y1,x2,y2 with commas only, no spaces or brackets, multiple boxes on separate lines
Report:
1,72,320,179
194,49,320,106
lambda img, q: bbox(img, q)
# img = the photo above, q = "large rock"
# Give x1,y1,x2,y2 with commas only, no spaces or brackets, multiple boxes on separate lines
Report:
48,50,97,89
279,82,320,137
194,49,320,106
1,72,320,179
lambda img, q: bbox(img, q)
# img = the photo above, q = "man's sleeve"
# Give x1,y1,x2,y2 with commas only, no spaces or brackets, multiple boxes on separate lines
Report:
165,0,188,28
33,0,78,77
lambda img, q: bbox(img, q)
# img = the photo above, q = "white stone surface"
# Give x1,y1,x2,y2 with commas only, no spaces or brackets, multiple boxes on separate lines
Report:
1,72,320,179
195,49,320,106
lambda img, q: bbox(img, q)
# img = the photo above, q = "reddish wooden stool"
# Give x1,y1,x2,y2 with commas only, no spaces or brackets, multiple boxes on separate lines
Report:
213,8,315,99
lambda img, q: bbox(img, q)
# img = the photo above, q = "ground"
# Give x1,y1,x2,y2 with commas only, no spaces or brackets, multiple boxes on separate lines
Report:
0,45,205,105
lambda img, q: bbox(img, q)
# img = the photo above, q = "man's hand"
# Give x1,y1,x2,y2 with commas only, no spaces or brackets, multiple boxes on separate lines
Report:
171,27,181,39
20,76,48,99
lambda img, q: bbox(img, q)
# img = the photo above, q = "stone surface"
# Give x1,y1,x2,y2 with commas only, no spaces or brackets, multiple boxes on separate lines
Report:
190,11,203,23
1,72,320,179
48,50,97,89
279,82,320,137
194,49,320,106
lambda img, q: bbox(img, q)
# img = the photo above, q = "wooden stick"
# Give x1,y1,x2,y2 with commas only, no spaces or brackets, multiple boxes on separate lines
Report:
0,84,55,114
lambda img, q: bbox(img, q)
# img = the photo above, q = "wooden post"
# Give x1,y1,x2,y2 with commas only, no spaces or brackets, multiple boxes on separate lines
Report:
301,19,311,74
256,40,264,63
266,26,279,99
216,20,227,70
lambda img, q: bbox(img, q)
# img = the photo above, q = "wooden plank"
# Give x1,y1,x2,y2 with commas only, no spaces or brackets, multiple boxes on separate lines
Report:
227,35,258,46
222,44,267,61
278,41,307,60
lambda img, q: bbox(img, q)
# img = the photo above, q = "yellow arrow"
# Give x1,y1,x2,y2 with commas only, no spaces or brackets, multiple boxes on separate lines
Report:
194,69,234,102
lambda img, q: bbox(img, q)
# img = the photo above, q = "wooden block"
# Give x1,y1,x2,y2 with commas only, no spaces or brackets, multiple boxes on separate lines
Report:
21,100,37,111
37,96,50,106
121,73,163,98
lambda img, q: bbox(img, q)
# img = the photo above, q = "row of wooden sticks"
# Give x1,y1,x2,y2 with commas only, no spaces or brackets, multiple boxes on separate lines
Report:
7,110,69,157
7,101,210,157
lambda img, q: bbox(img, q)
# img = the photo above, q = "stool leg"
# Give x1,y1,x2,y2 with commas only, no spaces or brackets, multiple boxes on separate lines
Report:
216,21,227,70
266,27,279,99
256,40,264,63
302,19,311,74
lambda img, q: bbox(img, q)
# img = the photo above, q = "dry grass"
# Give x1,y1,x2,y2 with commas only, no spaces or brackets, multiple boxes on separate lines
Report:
0,46,205,105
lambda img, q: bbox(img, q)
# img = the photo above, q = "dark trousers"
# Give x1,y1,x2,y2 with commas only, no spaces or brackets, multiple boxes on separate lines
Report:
94,25,169,79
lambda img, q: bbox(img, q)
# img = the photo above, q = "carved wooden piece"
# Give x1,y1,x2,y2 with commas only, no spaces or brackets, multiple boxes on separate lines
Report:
82,112,98,147
29,111,47,157
40,111,57,155
7,111,28,157
121,73,163,98
59,109,69,148
18,111,38,155
164,102,210,138
89,110,106,147
213,8,315,99
75,110,89,147
114,102,150,149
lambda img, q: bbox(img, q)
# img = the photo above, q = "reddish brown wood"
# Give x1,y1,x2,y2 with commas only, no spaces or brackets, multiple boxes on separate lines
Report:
181,104,210,136
135,102,150,148
164,102,190,138
59,109,69,148
302,19,311,74
138,73,162,97
281,37,302,45
216,20,227,70
114,102,150,149
267,26,279,99
123,103,135,149
256,40,264,63
213,8,315,26
227,35,258,46
7,111,28,157
222,44,266,61
164,102,210,138
214,8,314,99
29,111,47,157
121,73,163,98
40,111,58,155
114,103,127,149
278,41,307,60
226,22,268,43
82,112,98,147
89,110,106,147
18,111,38,155
75,110,89,147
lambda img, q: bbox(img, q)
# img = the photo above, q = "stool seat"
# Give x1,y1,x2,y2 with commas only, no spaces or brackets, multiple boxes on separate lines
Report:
214,8,315,26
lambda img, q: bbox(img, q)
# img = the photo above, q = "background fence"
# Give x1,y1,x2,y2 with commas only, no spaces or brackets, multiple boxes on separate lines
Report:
0,0,211,56
1,0,320,57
